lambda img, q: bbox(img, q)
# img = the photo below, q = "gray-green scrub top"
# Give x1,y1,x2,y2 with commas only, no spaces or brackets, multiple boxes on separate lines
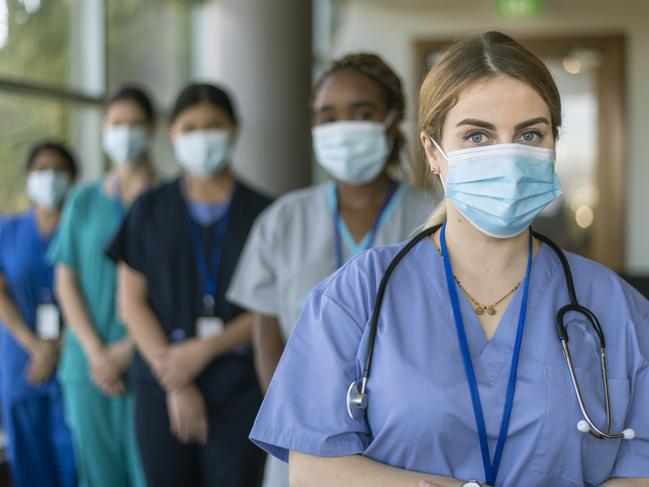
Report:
227,180,438,339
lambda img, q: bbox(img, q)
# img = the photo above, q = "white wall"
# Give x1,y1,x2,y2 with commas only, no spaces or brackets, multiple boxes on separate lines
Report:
326,0,649,273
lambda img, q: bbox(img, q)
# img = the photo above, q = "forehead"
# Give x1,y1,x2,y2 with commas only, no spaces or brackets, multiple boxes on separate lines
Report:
31,149,68,169
313,69,386,109
446,75,551,126
105,99,148,122
175,102,232,123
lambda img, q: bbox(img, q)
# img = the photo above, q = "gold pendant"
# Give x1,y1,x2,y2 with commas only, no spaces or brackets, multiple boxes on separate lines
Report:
486,306,497,316
476,306,485,315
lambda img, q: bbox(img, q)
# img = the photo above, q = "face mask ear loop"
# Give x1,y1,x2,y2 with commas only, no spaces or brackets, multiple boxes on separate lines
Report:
428,136,449,191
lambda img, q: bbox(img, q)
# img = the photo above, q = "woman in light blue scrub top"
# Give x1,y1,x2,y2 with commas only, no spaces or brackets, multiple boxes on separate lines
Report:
0,142,78,487
249,32,649,487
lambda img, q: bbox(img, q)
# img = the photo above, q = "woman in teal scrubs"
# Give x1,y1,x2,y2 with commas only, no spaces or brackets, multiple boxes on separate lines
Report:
0,141,78,487
49,85,157,487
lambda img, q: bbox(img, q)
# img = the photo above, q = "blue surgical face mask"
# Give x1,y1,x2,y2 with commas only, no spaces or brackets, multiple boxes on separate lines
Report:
312,114,394,185
102,124,150,165
430,138,562,238
174,129,232,179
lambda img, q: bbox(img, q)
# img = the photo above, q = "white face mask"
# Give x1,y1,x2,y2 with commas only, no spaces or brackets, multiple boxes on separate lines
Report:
102,125,151,165
26,170,71,210
173,129,232,178
312,117,392,185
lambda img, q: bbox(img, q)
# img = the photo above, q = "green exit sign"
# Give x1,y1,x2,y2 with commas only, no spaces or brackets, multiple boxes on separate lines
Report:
497,0,542,18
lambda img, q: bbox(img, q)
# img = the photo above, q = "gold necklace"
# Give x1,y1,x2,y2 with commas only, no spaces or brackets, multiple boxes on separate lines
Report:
432,237,521,316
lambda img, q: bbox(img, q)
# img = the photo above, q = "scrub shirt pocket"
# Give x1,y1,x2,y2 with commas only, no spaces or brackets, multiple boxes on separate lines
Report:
530,363,631,486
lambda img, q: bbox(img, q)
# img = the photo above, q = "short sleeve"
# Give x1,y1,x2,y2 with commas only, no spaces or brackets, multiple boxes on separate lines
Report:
249,278,371,462
226,206,280,316
48,190,81,269
610,313,649,478
106,194,148,274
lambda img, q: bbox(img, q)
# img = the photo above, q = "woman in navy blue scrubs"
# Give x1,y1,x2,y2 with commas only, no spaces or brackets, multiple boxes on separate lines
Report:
108,83,270,487
0,142,78,487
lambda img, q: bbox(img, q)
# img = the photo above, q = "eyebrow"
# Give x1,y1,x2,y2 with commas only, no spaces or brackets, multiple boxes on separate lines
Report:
456,117,550,131
316,101,377,113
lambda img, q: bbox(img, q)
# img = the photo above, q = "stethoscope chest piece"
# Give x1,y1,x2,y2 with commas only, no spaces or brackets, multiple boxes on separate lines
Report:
346,380,368,420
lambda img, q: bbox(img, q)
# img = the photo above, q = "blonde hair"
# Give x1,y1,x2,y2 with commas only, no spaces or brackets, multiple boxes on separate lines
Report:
418,31,562,227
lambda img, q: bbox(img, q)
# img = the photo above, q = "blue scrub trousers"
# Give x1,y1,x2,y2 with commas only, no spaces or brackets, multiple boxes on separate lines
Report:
1,387,76,487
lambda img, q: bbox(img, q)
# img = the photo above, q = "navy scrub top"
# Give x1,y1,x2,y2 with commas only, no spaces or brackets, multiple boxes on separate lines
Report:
107,177,271,406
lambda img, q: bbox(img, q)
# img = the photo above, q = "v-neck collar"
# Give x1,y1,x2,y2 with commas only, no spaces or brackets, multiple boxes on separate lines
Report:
413,236,558,384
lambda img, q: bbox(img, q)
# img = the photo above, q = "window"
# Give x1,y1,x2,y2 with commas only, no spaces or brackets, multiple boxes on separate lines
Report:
0,0,194,215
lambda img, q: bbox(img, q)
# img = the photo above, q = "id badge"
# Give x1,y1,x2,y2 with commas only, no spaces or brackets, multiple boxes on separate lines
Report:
196,316,224,339
36,304,60,340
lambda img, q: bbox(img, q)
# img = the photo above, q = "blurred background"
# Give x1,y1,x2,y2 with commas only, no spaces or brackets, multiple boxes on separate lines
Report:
1,0,648,479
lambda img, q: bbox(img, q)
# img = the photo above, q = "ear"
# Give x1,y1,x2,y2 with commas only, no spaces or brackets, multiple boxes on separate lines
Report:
420,131,443,170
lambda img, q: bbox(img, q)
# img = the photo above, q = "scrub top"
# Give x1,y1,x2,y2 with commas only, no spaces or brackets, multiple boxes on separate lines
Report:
0,211,59,402
107,178,271,404
250,238,649,487
227,181,436,339
48,182,128,383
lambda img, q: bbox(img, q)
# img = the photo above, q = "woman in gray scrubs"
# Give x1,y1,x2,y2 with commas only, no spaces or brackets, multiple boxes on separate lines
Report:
227,52,439,487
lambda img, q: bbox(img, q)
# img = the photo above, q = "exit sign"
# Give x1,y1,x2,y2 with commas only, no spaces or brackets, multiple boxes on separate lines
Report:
497,0,542,18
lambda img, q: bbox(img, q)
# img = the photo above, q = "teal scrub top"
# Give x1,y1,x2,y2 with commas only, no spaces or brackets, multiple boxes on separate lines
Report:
48,181,128,383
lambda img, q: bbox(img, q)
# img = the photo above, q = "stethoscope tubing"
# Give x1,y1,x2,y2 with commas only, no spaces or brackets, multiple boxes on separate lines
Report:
348,224,635,441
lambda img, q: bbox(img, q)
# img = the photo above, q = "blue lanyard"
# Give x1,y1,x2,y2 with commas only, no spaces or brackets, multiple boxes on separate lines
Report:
28,212,55,304
440,222,533,486
186,199,232,314
331,180,397,269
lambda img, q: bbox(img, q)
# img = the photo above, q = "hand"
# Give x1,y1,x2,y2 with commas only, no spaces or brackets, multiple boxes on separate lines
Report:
26,339,59,385
88,342,129,396
166,383,208,444
419,481,443,487
153,339,210,392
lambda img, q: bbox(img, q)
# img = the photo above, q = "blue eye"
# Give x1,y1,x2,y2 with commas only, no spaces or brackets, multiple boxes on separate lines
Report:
466,132,487,144
519,130,541,143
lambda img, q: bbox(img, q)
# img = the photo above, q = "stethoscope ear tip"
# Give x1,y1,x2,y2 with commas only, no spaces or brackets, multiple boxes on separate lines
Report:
623,429,636,440
577,420,591,433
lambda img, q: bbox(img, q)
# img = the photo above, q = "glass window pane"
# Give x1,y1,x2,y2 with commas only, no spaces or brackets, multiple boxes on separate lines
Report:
0,0,99,94
106,0,192,107
0,92,102,215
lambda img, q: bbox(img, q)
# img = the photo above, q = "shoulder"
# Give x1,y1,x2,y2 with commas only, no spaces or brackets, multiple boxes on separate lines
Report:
130,178,181,215
562,250,649,327
0,211,28,231
257,183,327,226
69,181,102,203
314,241,409,322
234,179,273,212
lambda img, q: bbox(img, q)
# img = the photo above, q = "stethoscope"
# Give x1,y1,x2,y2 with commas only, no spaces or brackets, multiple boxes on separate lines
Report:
346,224,636,441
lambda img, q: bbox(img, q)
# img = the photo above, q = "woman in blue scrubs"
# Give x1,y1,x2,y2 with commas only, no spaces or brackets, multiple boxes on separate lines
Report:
250,32,649,487
109,83,270,487
0,142,77,487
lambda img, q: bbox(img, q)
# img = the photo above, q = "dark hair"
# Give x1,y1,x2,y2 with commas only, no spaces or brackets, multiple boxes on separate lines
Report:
314,52,405,117
26,141,79,180
170,83,239,125
106,84,156,124
313,53,406,166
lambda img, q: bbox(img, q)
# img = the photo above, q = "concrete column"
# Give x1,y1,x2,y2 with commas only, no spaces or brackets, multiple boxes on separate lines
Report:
194,0,313,196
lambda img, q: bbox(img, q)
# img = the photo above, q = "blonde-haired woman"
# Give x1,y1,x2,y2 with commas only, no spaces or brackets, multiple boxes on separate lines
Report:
248,32,649,487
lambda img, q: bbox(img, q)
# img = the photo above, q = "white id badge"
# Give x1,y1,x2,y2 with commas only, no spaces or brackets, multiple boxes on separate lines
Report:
36,304,60,340
196,316,224,339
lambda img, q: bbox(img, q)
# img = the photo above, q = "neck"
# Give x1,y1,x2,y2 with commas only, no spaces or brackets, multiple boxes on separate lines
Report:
439,204,532,279
185,167,234,204
34,206,60,236
335,171,392,211
114,159,151,182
